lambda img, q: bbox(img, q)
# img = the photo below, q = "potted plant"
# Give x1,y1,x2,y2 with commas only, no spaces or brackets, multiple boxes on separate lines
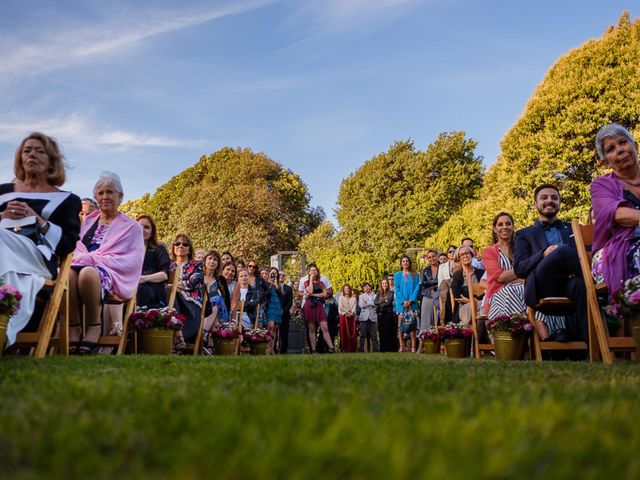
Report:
608,275,640,351
130,307,185,355
438,322,473,358
0,282,22,354
244,328,273,355
210,322,241,355
418,327,441,354
486,313,532,360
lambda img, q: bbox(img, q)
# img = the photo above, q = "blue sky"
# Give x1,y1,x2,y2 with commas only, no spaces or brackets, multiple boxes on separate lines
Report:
0,0,635,222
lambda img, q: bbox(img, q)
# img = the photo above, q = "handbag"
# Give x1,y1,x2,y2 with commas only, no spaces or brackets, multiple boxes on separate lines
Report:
400,310,417,334
1,216,44,246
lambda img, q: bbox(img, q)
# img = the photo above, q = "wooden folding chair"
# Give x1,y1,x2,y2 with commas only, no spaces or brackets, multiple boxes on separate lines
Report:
571,219,637,363
166,269,179,310
468,283,494,358
98,293,137,355
12,253,73,358
527,296,589,361
184,286,208,356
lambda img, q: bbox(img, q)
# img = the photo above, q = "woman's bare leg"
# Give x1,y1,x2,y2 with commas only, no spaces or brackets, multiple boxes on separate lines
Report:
319,322,333,351
77,267,103,343
308,323,317,352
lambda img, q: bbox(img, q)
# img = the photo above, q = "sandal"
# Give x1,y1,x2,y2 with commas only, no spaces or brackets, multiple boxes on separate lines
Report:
77,341,100,355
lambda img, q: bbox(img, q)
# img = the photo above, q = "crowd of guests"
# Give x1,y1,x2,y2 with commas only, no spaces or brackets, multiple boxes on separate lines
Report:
2,123,640,356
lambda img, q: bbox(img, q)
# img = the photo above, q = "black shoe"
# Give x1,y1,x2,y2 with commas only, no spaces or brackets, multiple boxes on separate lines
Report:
554,329,569,342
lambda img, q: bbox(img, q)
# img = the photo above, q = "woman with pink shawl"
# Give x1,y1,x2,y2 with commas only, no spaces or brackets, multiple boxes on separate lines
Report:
591,124,640,302
69,172,144,354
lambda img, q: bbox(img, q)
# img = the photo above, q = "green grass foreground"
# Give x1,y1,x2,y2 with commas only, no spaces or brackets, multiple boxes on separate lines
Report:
1,354,639,480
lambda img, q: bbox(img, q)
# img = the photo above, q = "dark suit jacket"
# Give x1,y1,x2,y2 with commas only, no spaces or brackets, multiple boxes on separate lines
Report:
281,284,293,319
513,220,575,306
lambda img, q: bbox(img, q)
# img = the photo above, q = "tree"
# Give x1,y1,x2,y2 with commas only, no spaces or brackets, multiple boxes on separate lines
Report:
426,11,640,251
121,147,324,263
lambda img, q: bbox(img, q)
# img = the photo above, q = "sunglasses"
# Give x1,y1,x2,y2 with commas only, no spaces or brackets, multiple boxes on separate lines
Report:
448,250,455,254
248,264,257,268
174,242,190,247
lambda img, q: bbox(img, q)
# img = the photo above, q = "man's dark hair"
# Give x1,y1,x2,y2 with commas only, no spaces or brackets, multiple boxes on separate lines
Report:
534,183,560,201
461,237,474,246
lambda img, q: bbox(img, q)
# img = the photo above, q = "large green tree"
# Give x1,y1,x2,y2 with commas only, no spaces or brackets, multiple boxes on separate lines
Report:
121,147,324,263
427,12,640,250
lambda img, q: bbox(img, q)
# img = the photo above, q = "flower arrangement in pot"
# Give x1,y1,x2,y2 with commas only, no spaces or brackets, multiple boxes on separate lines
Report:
486,313,532,360
438,322,473,358
0,282,22,353
244,327,273,355
130,307,185,355
418,326,441,354
210,322,241,355
608,275,640,351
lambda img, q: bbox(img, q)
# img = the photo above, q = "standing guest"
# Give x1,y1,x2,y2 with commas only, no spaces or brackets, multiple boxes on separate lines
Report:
419,249,439,333
79,197,98,223
338,284,358,353
394,255,420,352
358,282,378,352
438,253,448,264
236,259,246,270
298,264,332,303
246,260,268,322
591,124,640,302
437,245,457,324
194,249,206,262
375,278,397,352
221,251,234,265
386,274,394,291
136,215,170,308
451,246,486,339
260,268,269,282
514,184,588,343
219,261,236,311
0,132,81,346
69,172,144,353
169,233,204,351
317,287,340,353
263,267,284,354
278,271,293,354
301,264,334,353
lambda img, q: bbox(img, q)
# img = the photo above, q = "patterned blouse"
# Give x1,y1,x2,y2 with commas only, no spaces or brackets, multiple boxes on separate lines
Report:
170,259,204,305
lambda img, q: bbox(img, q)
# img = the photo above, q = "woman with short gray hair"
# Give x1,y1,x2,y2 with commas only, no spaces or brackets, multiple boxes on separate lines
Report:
591,123,640,304
69,171,144,354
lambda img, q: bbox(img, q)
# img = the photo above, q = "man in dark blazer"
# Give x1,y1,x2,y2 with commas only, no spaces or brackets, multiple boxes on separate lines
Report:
513,183,588,343
278,271,293,354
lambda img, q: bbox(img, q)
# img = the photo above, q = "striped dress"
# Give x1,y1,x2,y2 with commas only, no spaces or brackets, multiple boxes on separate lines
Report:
488,250,564,335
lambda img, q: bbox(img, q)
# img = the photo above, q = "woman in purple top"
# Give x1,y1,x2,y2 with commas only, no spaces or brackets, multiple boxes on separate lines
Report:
591,123,640,298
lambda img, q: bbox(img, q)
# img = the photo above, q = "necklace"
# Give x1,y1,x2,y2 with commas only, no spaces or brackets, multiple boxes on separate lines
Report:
614,173,640,187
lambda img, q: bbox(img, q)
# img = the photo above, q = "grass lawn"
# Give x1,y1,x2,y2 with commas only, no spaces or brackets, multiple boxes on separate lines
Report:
1,354,639,479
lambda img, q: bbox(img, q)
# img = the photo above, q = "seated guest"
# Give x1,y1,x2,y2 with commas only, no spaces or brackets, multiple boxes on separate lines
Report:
69,172,144,353
169,233,204,351
0,132,81,346
483,212,564,339
451,245,485,326
203,250,229,325
591,124,640,299
79,197,98,223
461,237,484,270
438,252,448,264
230,268,260,329
514,184,588,343
136,215,170,308
220,261,236,311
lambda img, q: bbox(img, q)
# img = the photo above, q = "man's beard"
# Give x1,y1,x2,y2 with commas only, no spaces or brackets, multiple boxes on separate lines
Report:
537,205,559,219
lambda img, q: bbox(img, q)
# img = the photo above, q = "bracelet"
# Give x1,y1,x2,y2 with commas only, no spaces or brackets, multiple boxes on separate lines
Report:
39,220,49,232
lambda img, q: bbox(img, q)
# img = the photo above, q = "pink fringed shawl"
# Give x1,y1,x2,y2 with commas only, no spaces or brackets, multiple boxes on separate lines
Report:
71,211,144,299
591,173,634,296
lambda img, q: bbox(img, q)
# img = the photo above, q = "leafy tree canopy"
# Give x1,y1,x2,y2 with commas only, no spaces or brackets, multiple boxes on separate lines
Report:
427,11,640,251
121,147,324,264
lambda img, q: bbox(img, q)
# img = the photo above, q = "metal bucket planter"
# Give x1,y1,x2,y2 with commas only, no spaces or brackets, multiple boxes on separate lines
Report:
444,338,470,358
214,338,237,356
423,339,441,355
0,313,8,355
249,342,269,355
140,328,173,355
494,331,527,360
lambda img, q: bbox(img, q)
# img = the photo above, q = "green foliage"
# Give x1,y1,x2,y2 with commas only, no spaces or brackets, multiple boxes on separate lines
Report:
301,133,483,286
427,12,640,251
1,355,640,479
121,147,324,264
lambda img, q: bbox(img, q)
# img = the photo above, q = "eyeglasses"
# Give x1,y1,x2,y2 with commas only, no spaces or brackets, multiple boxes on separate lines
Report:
459,252,472,257
174,242,190,247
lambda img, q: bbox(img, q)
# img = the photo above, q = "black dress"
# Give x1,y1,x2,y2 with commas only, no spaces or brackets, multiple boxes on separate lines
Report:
375,290,398,352
136,244,170,308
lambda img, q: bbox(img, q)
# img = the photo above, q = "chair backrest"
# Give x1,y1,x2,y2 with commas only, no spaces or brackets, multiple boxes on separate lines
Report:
166,269,179,309
571,220,596,291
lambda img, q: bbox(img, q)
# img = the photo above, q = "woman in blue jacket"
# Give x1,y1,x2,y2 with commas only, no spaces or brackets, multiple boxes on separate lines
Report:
394,255,420,352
